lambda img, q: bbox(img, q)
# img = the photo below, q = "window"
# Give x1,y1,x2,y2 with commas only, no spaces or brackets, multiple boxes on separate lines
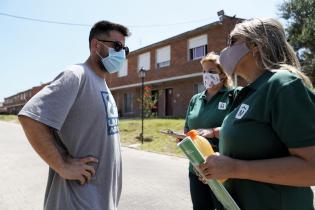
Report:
156,46,171,68
194,83,205,94
189,45,208,60
118,60,128,77
188,35,208,60
124,93,133,113
157,61,170,68
138,52,150,70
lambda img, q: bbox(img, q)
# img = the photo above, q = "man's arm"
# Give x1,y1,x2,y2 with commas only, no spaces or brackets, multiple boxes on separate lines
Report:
19,115,98,185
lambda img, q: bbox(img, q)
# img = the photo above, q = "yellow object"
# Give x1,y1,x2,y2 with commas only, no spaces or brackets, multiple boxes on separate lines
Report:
187,129,226,183
186,130,214,158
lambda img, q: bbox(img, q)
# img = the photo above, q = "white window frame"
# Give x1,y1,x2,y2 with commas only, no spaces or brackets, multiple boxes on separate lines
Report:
190,45,207,60
156,45,171,69
188,34,208,61
138,52,151,70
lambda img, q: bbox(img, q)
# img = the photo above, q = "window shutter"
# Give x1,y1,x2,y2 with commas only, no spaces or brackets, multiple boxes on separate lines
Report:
138,52,151,70
188,34,208,49
156,46,170,63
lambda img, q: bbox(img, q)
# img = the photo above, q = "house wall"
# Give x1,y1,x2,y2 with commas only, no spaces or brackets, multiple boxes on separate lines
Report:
109,16,242,118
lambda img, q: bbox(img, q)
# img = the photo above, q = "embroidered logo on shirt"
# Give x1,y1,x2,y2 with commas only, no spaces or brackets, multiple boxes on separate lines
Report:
235,104,249,119
218,102,227,110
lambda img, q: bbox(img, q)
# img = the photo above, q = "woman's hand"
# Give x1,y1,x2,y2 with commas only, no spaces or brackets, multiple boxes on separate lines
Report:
198,154,238,180
193,167,208,184
196,128,214,138
175,138,183,143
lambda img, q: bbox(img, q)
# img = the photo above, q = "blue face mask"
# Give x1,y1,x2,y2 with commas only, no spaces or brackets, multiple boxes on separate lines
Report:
97,47,126,73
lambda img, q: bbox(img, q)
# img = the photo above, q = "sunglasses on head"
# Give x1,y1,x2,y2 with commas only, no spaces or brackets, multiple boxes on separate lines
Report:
98,39,129,56
227,36,237,46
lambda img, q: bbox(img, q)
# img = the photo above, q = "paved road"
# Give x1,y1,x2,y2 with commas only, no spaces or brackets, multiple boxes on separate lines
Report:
1,121,314,210
119,148,191,210
0,121,192,210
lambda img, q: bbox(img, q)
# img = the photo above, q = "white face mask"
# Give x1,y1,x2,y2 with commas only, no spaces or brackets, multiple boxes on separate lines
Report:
203,72,221,89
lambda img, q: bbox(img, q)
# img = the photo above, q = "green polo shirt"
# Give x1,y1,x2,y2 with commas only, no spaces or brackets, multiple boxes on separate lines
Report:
220,70,315,210
185,87,240,173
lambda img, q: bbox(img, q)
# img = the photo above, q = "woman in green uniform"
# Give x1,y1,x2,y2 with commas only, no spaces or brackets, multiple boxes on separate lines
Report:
199,18,315,210
184,52,239,210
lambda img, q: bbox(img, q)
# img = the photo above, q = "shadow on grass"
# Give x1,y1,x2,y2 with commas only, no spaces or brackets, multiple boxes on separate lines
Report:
135,135,154,142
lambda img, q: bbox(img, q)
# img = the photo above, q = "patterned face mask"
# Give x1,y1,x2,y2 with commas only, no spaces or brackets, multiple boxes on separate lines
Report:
203,72,221,89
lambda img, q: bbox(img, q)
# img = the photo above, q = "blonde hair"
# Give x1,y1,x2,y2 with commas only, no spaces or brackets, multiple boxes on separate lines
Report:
231,18,313,88
200,52,234,88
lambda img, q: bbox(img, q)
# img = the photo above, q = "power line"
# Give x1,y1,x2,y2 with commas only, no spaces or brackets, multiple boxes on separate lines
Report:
0,12,90,27
0,12,212,28
129,18,211,28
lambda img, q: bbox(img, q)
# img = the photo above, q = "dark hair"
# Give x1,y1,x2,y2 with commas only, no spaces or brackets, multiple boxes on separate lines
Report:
89,20,130,47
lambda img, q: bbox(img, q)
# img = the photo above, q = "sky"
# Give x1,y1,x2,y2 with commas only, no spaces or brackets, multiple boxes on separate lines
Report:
0,0,284,102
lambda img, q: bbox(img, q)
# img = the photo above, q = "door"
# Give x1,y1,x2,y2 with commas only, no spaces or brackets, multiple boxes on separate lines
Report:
165,88,173,116
151,90,159,117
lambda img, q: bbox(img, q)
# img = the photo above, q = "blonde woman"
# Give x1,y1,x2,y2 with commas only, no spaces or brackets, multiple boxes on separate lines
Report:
184,52,240,210
199,18,315,210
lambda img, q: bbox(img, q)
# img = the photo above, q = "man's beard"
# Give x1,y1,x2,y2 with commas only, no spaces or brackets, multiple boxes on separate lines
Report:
98,59,107,72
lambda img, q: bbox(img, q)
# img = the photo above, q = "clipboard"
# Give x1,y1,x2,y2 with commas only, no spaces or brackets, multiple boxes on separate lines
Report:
178,137,240,210
160,129,186,140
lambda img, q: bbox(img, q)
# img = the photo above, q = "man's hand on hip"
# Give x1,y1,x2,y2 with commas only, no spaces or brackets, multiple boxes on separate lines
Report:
58,156,98,185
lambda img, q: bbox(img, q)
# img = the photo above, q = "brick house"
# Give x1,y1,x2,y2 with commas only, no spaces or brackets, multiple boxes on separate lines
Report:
3,83,48,114
3,12,245,117
0,102,6,114
107,14,243,118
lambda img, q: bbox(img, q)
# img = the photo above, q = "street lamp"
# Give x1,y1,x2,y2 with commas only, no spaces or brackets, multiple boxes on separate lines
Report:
138,67,146,144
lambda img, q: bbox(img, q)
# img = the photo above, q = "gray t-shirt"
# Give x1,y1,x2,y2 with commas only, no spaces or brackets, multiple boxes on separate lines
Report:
18,63,122,210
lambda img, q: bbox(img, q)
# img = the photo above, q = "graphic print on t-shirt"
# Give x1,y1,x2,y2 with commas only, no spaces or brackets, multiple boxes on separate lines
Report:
101,91,119,135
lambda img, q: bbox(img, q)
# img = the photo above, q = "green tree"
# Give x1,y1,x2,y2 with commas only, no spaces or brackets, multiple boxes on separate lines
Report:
138,86,159,118
279,0,315,83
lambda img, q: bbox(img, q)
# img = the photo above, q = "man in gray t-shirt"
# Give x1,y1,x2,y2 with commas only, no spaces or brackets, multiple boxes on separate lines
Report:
18,21,130,210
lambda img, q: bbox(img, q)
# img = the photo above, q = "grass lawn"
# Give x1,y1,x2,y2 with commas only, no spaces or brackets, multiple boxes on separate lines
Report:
0,115,18,123
0,115,186,156
119,118,185,156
